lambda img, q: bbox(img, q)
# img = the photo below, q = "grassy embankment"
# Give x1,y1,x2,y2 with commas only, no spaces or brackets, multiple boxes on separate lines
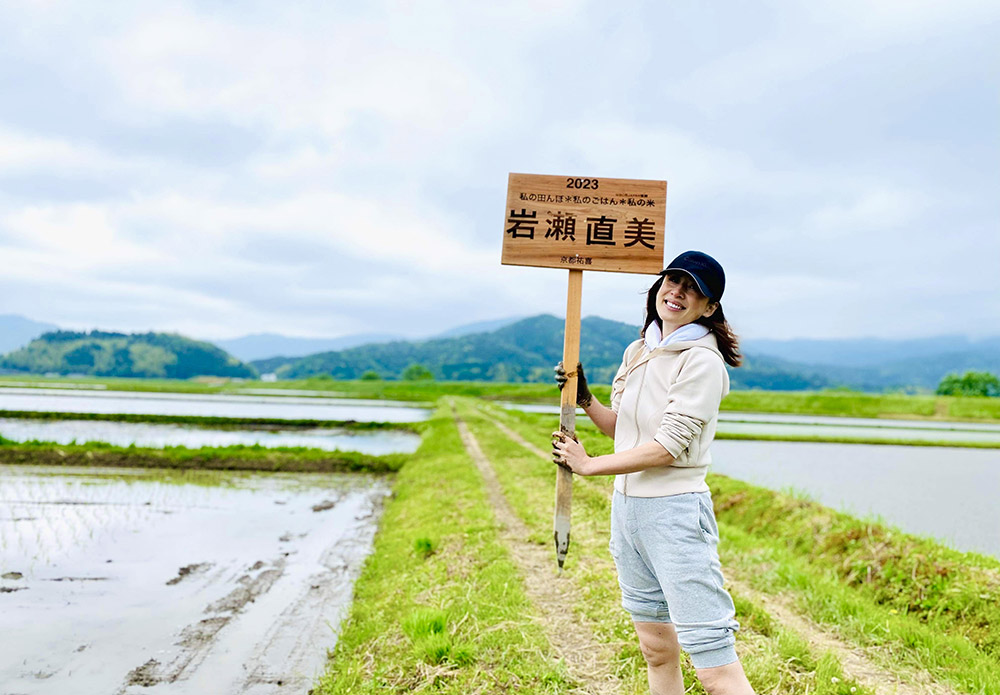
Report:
320,398,1000,692
0,409,413,431
0,435,407,474
480,402,1000,693
318,399,876,694
314,402,576,693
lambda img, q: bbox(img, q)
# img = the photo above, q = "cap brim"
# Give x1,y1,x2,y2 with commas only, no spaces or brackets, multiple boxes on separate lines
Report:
664,267,714,300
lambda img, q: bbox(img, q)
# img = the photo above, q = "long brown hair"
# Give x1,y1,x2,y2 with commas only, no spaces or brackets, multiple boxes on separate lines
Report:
641,272,743,367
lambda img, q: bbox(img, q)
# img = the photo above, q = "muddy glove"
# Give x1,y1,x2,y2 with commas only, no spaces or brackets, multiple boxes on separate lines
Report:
554,361,593,408
551,429,579,472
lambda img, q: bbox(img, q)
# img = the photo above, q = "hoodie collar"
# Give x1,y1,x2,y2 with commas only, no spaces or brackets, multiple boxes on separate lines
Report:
644,322,710,351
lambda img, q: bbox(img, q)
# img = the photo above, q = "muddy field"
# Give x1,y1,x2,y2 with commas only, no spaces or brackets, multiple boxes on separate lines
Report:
0,465,389,695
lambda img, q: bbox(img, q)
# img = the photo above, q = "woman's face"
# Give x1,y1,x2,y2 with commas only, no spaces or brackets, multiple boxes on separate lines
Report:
655,272,718,331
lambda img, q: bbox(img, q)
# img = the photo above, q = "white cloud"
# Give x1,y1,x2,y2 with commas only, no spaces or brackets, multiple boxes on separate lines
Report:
0,0,995,341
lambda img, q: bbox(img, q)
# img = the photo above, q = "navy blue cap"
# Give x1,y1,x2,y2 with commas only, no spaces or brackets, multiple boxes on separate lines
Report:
664,250,725,301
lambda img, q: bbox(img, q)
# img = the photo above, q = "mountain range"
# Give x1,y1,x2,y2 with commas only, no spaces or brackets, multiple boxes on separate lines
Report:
0,315,59,354
1,313,997,392
255,315,1000,392
258,315,834,390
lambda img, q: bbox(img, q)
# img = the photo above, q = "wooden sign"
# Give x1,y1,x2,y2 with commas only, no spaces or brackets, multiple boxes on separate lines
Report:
502,173,667,274
500,171,669,570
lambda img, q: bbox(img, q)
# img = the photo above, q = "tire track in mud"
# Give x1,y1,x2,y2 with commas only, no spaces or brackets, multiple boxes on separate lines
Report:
489,407,963,695
118,487,387,695
453,410,621,695
122,559,287,691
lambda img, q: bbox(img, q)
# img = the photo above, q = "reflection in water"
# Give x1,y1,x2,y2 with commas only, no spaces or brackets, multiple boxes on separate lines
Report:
0,387,430,422
0,418,420,455
711,440,1000,559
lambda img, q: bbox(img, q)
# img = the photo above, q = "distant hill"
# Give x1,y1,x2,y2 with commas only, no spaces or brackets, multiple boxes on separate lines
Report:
227,318,525,366
277,315,630,383
1,330,257,379
742,337,1000,391
214,331,402,362
0,314,60,354
273,315,833,390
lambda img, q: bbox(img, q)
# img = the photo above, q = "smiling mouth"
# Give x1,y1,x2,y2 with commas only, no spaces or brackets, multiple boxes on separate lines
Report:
665,300,685,311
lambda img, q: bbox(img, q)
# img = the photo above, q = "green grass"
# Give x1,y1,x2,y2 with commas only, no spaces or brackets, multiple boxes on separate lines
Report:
948,396,1000,420
313,403,573,693
0,409,417,431
474,399,1000,693
458,399,873,695
0,437,405,473
719,522,1000,694
708,474,1000,661
0,374,242,394
719,390,941,419
493,404,1000,654
0,374,556,402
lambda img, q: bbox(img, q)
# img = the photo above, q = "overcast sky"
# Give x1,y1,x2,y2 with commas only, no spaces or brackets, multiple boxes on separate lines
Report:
1,0,997,341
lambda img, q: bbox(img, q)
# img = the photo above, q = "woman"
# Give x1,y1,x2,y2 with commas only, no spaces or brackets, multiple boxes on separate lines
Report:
552,250,755,695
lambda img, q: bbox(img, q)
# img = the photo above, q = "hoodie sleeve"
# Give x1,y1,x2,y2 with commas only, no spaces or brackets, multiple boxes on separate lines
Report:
610,340,643,414
653,348,726,462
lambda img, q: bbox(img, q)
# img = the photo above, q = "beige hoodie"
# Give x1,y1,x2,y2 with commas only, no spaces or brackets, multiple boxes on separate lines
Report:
609,332,730,497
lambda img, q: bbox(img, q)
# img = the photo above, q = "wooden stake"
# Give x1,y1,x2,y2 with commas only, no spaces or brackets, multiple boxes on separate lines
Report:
555,268,583,569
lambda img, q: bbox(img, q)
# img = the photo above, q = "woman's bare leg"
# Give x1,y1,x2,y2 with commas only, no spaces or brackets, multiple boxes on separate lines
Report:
696,660,755,694
634,622,683,695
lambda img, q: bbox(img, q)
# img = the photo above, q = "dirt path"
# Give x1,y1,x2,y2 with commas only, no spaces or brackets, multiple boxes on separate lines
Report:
453,412,622,695
490,417,551,460
726,577,960,695
488,409,962,695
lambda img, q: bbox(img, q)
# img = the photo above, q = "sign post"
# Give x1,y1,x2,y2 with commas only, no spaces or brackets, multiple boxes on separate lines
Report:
501,173,667,569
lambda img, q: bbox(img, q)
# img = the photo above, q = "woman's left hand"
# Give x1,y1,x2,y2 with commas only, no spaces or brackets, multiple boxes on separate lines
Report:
551,430,592,475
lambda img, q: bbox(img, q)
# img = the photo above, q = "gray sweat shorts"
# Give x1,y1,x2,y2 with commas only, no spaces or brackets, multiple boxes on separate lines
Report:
609,490,739,669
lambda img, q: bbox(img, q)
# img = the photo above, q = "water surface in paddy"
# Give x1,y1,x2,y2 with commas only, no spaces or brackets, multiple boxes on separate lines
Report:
501,403,1000,443
711,440,1000,559
0,387,430,422
0,417,420,455
0,465,389,694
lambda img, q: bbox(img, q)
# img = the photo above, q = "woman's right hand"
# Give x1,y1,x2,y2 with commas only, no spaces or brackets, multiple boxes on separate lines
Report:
554,361,593,408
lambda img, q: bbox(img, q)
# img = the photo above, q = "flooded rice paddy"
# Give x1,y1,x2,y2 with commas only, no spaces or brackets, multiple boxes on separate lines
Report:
502,403,1000,444
717,411,1000,443
3,386,998,693
0,465,390,695
712,440,1000,559
0,387,431,423
0,417,421,455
